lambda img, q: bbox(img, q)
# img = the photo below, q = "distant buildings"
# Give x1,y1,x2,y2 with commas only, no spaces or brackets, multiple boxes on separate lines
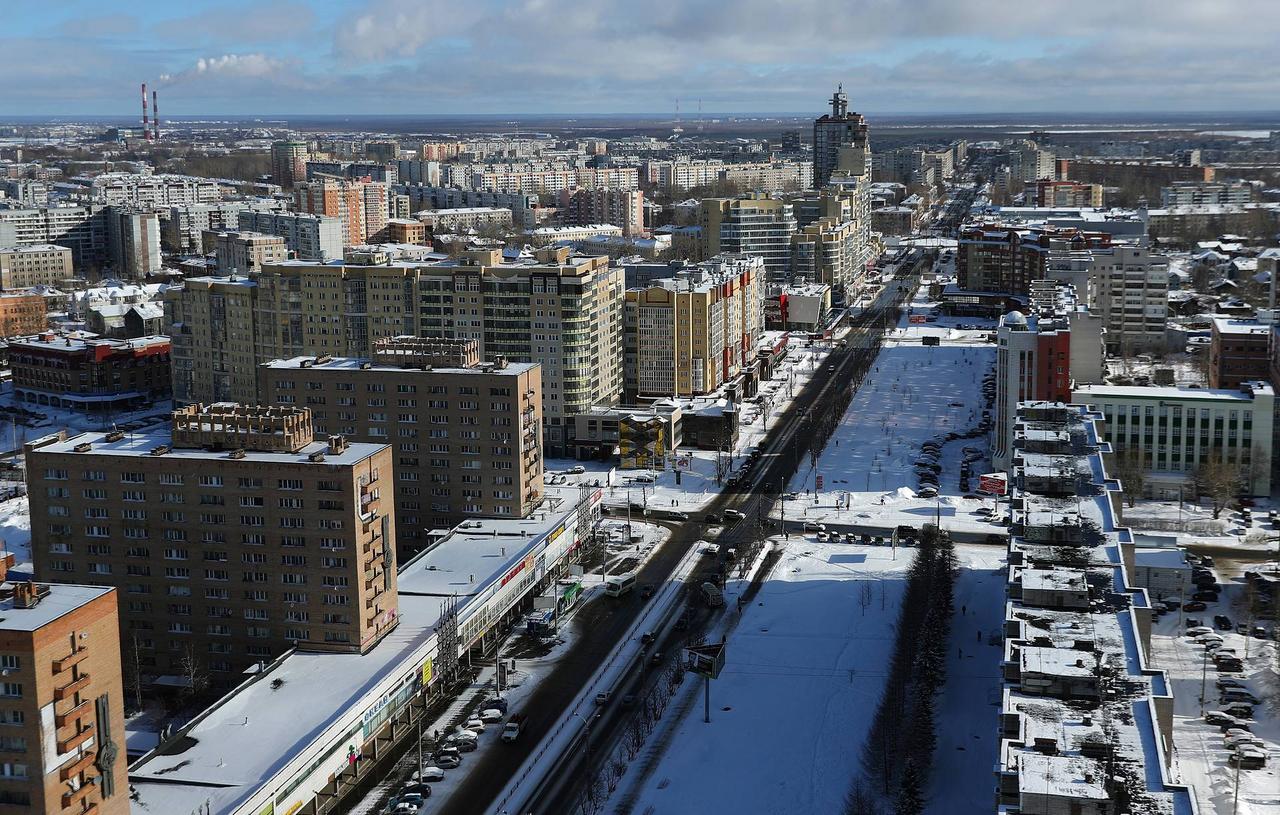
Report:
105,209,161,279
0,244,72,289
1160,181,1254,207
209,231,289,274
559,188,645,237
0,205,108,271
0,558,129,815
1029,179,1103,208
419,207,513,233
812,85,870,188
236,210,344,262
9,332,171,413
26,404,399,687
86,173,221,208
623,255,764,400
958,223,1112,297
271,140,310,189
294,177,389,245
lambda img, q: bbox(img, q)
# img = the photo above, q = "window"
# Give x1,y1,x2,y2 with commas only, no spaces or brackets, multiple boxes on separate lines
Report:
199,475,224,487
0,657,18,671
0,684,21,699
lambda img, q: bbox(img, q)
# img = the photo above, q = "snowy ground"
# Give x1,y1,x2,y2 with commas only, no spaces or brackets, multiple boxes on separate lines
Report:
1151,586,1280,814
544,336,838,514
627,536,913,814
1122,499,1280,559
780,284,1002,538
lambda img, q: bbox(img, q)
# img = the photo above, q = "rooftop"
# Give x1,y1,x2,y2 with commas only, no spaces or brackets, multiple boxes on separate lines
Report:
0,581,113,632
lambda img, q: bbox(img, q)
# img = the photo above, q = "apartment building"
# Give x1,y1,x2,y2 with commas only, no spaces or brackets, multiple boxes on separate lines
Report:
719,161,812,191
386,219,427,245
168,248,624,456
1209,318,1271,389
209,231,288,274
790,216,859,300
400,187,540,230
418,207,513,233
105,209,161,279
470,167,577,196
957,223,1112,296
0,291,48,337
0,558,129,815
236,210,344,262
162,201,283,254
1159,181,1254,207
642,158,725,190
559,188,645,237
0,244,72,289
1050,245,1170,354
10,332,170,413
813,86,870,188
294,177,389,245
259,338,543,546
304,161,397,185
26,405,398,688
0,206,107,272
624,254,764,400
87,173,221,208
995,402,1195,815
1029,179,1103,207
1073,381,1275,497
271,140,310,189
698,194,797,282
1,178,50,207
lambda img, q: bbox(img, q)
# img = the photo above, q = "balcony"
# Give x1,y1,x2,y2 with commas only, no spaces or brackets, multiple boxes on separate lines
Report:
55,699,92,728
54,673,90,701
57,724,94,754
61,750,97,781
53,647,89,674
61,782,95,809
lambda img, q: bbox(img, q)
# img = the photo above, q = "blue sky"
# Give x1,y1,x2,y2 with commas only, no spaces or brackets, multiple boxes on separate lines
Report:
2,0,1278,116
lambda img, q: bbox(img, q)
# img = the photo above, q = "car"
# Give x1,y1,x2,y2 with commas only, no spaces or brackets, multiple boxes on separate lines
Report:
1228,746,1267,769
641,631,656,646
633,474,655,484
1214,615,1233,631
413,767,447,783
401,784,432,799
1224,732,1264,750
816,531,830,541
478,708,505,723
452,738,477,753
391,803,420,814
1194,633,1224,645
1221,689,1261,705
1183,601,1208,612
845,532,858,543
433,751,461,769
1216,660,1244,673
621,693,637,706
640,584,655,599
566,465,586,475
595,691,612,705
1217,678,1247,691
1185,617,1204,629
704,514,721,524
1253,626,1270,639
1222,703,1254,719
803,522,826,533
1186,626,1214,636
1204,711,1243,727
482,697,509,714
463,718,485,732
1191,590,1219,602
918,486,939,498
667,511,690,521
723,509,745,521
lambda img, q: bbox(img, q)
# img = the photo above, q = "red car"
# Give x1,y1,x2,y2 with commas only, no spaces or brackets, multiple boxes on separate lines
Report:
1183,601,1208,612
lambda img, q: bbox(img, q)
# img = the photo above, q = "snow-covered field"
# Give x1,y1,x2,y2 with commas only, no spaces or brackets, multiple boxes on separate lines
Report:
628,536,912,814
1151,587,1280,814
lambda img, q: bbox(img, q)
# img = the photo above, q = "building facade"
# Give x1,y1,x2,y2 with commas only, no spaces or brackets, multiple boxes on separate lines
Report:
958,223,1113,296
9,333,171,413
813,85,871,188
0,291,48,338
698,194,797,282
26,405,398,688
0,562,129,815
1209,318,1271,389
105,209,161,280
558,188,645,237
210,231,289,274
294,177,389,245
236,210,344,262
0,245,72,290
271,141,310,189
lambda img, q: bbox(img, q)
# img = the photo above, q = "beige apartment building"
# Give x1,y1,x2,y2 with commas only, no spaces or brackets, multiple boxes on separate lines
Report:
259,337,543,548
208,230,288,274
25,405,398,690
0,556,129,815
791,216,859,298
624,255,764,399
0,245,73,290
166,247,624,456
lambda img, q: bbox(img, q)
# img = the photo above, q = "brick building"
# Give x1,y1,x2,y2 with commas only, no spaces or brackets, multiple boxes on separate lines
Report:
958,223,1112,296
1209,318,1272,389
9,333,171,413
0,291,48,338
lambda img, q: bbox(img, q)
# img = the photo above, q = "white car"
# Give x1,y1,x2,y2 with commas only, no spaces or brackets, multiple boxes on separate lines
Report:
478,708,505,723
1186,626,1214,637
413,767,446,783
566,465,586,475
723,509,745,521
1224,732,1264,750
463,718,485,732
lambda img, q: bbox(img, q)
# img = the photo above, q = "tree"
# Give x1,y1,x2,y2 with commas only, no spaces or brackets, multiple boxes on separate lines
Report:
1195,454,1241,519
1113,446,1148,508
895,760,925,815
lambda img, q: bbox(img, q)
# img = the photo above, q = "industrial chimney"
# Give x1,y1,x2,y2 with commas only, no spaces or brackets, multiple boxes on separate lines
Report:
141,82,150,141
152,89,159,141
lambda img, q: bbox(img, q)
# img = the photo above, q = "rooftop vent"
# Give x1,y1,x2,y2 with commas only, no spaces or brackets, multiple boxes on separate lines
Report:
73,442,92,453
105,430,125,443
308,451,326,463
150,444,171,456
228,448,246,460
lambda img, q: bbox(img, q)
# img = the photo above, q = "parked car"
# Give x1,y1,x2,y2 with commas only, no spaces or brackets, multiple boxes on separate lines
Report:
433,752,461,769
1222,689,1260,705
478,708,504,723
1186,626,1214,637
1217,678,1247,691
413,766,446,783
482,697,509,714
566,465,586,475
705,514,721,524
723,509,745,521
1204,711,1244,728
1192,590,1220,602
501,714,526,743
1229,746,1267,769
1214,615,1233,631
1183,601,1208,612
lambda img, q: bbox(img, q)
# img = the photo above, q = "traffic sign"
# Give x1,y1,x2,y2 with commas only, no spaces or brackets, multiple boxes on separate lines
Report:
685,641,726,679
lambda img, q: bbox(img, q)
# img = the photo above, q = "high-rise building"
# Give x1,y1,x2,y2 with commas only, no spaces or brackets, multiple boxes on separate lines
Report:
294,177,389,245
258,337,544,546
271,140,310,189
812,85,870,188
26,405,399,687
558,188,645,237
698,194,797,282
236,210,344,262
1030,180,1104,208
790,216,858,299
209,230,289,274
1049,245,1170,354
1159,181,1255,207
87,174,222,208
0,558,130,815
0,205,108,272
958,223,1112,297
364,140,400,163
623,255,764,400
0,244,73,289
162,201,285,254
105,208,161,279
166,248,624,456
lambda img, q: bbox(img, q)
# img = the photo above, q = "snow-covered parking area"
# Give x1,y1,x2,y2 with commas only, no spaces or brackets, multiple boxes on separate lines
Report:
1152,589,1280,814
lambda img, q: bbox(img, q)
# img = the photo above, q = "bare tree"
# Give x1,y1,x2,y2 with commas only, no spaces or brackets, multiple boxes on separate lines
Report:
1113,446,1148,508
1194,454,1241,519
860,582,874,616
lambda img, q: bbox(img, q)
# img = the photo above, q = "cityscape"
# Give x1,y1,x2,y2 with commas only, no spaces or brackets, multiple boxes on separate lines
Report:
0,3,1279,815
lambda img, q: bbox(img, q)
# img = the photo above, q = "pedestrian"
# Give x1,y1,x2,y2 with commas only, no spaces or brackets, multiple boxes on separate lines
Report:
977,629,982,642
961,604,966,615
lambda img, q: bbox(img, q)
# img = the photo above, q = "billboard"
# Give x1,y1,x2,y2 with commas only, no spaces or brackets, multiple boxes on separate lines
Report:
977,473,1008,495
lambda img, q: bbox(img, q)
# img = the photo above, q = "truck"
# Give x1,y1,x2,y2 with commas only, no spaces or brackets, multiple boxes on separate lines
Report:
700,581,725,608
501,714,526,743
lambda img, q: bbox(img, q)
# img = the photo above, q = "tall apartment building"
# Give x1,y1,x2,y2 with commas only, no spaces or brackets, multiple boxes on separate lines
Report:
812,85,870,188
271,140,310,189
294,177,389,245
1073,245,1170,355
105,209,161,279
0,244,72,289
698,194,797,282
162,201,284,254
418,207,513,233
558,188,645,237
1006,145,1056,182
210,231,288,274
399,187,540,230
420,141,464,161
0,560,129,815
1209,318,1271,389
236,210,344,262
991,283,1106,470
790,216,858,300
167,248,624,455
0,205,108,272
957,223,1112,296
720,161,812,191
1030,179,1103,208
305,161,397,185
26,405,398,688
258,338,543,545
88,173,222,208
623,254,763,399
1073,381,1275,497
1,178,50,206
642,158,725,190
365,140,400,163
470,167,577,196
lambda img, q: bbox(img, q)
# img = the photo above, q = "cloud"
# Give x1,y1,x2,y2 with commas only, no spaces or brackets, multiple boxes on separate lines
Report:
153,2,316,44
58,13,139,39
333,0,488,62
159,53,288,86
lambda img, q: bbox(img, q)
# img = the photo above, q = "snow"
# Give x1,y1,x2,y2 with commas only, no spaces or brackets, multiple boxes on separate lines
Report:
628,537,913,814
1151,588,1280,814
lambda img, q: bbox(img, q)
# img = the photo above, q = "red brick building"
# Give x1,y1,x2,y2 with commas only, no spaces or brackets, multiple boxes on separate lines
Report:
1209,318,1272,389
10,332,170,413
958,223,1112,296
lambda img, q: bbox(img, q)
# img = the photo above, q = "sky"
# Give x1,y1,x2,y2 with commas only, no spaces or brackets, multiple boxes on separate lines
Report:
2,0,1279,117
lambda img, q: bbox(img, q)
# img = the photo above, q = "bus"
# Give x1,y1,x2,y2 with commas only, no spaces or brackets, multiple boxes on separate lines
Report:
604,573,636,598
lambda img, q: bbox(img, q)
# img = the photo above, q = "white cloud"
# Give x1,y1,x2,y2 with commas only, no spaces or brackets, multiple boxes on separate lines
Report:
160,53,287,86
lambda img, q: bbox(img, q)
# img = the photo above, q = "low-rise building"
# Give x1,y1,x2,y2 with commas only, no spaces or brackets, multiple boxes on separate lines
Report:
0,289,48,337
25,405,398,687
9,332,171,413
1209,317,1271,389
0,556,130,815
765,283,832,332
0,244,73,290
